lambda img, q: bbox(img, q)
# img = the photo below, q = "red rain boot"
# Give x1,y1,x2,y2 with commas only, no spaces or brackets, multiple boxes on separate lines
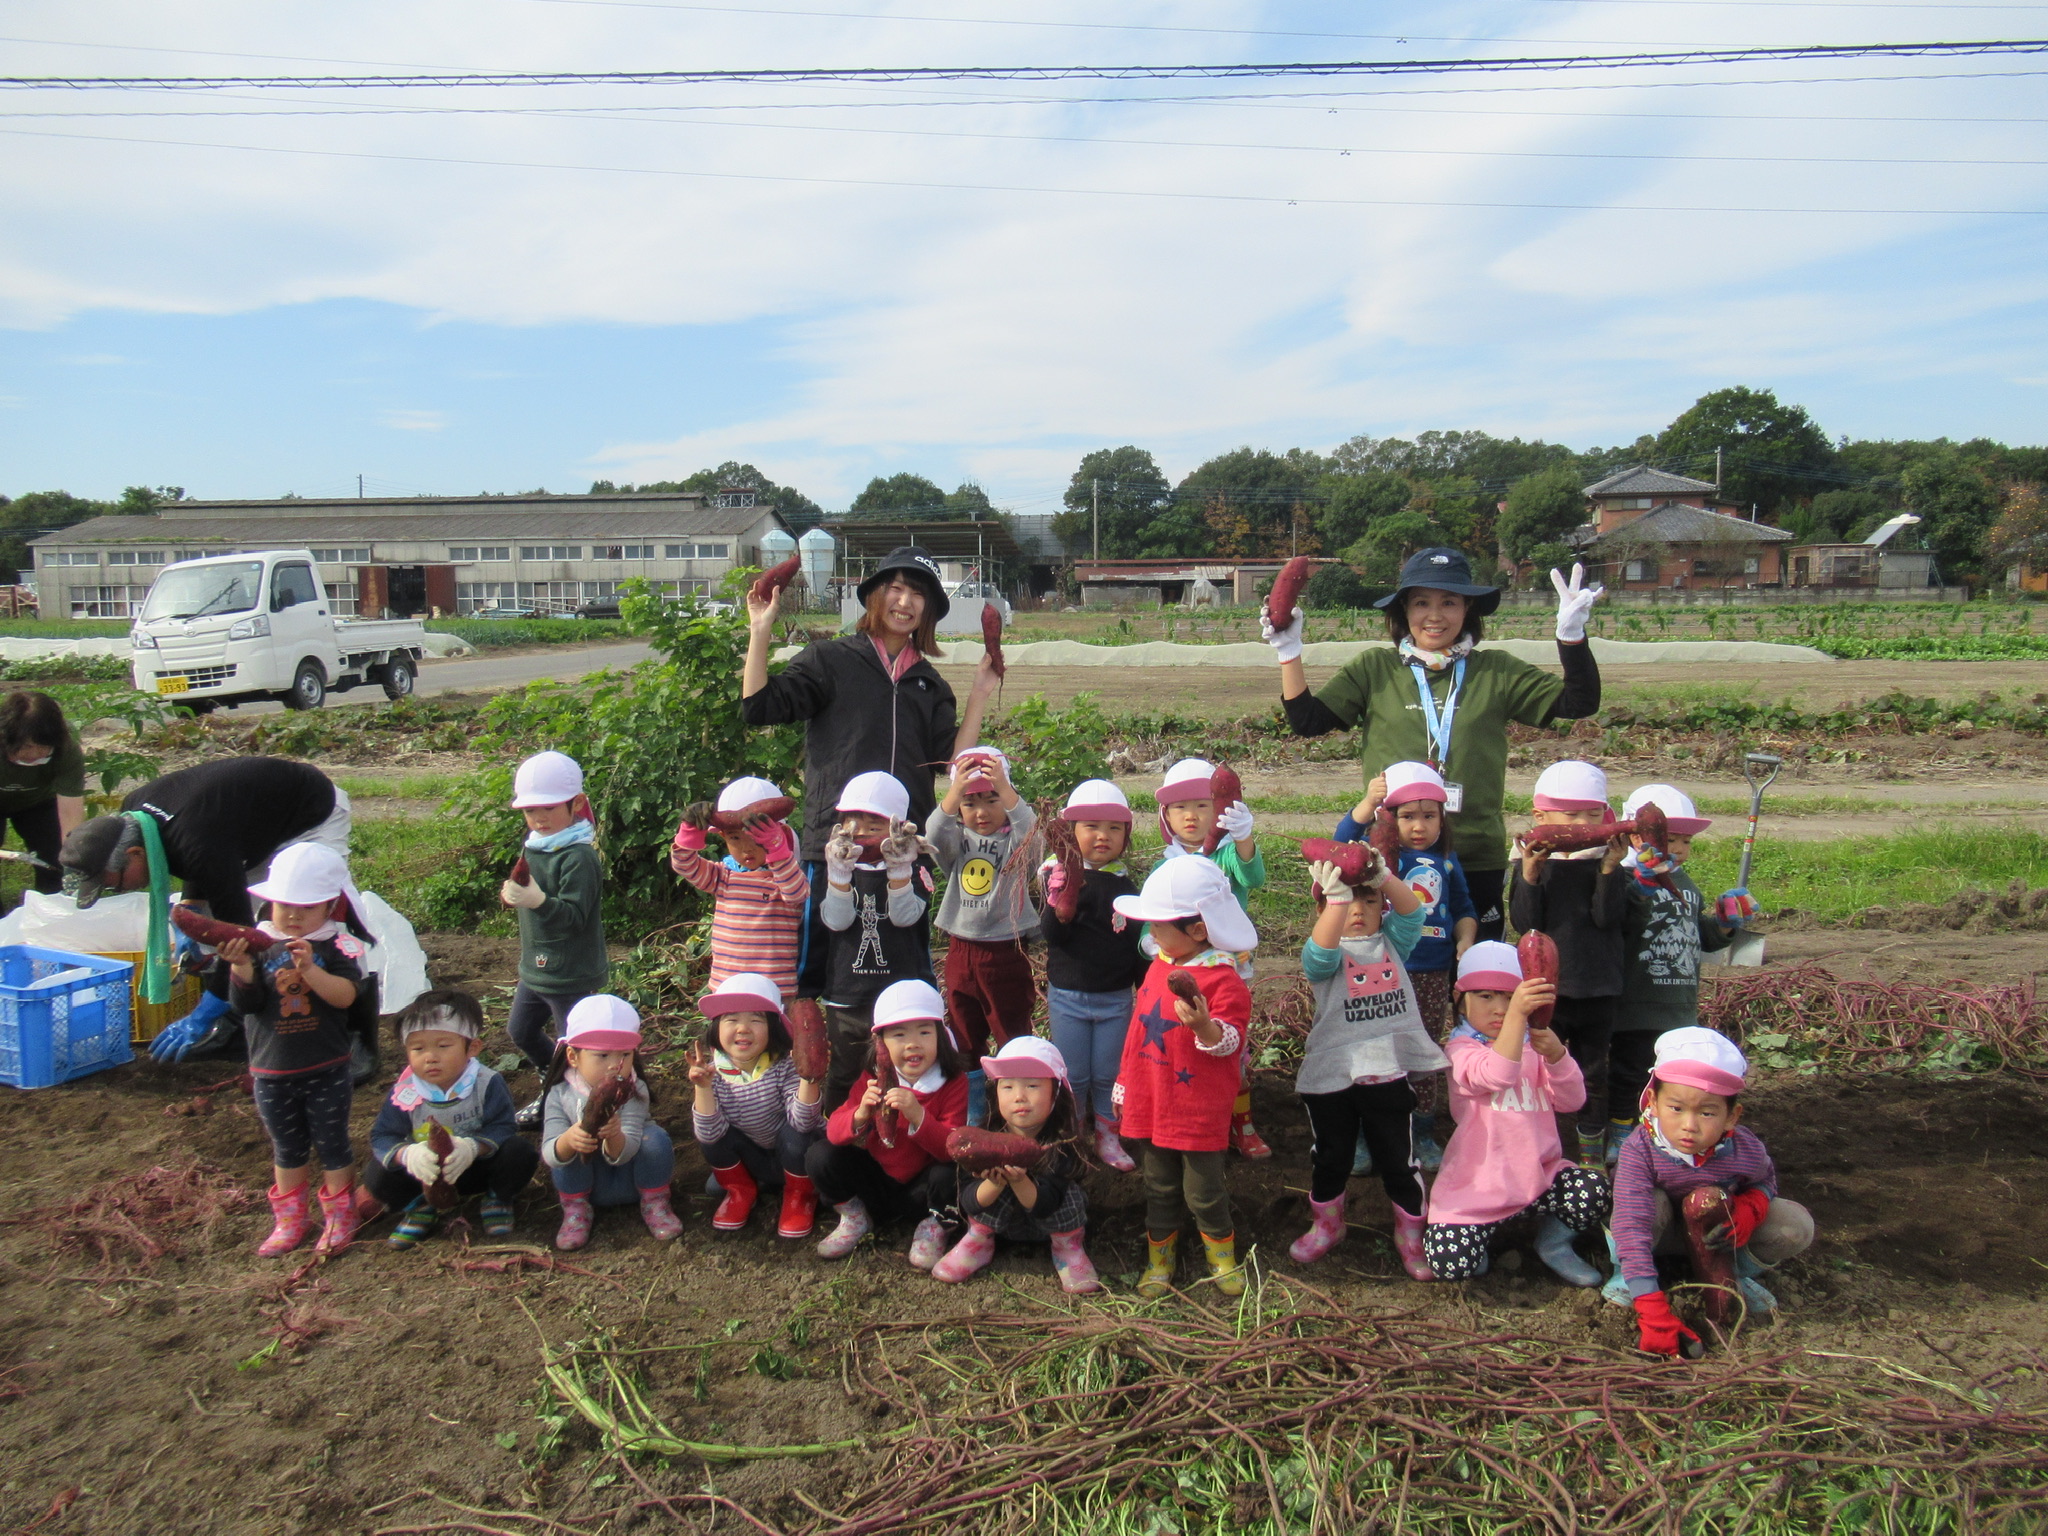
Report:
776,1173,819,1240
257,1182,313,1257
313,1182,361,1256
708,1162,759,1232
1230,1110,1273,1161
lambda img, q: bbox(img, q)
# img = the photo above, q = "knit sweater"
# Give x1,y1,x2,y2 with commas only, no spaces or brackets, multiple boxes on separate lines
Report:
672,847,811,996
824,1066,968,1185
1427,1024,1587,1227
1611,1123,1780,1298
690,1051,823,1152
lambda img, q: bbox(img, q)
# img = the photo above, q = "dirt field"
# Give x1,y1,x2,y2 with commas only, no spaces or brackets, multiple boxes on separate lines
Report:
1,922,2043,1535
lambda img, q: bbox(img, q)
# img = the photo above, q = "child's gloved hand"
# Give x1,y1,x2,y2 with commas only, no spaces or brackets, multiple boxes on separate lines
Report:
398,1142,443,1184
438,1136,480,1184
880,819,920,875
1719,888,1758,927
825,829,862,883
1707,1187,1771,1251
745,813,796,864
672,803,711,853
501,878,545,910
1217,801,1256,842
1551,563,1604,642
1261,605,1304,663
1042,862,1069,907
1632,1291,1702,1358
1308,859,1355,904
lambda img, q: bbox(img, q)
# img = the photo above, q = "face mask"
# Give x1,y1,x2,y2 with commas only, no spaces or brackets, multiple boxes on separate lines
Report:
12,753,51,768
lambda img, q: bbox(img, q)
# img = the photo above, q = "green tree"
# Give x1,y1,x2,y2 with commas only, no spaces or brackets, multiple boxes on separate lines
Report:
1177,446,1325,557
1800,488,1891,542
1316,470,1409,551
0,488,116,583
1344,508,1443,584
1655,387,1836,517
1055,446,1188,558
1902,453,1999,575
1495,463,1588,566
849,472,948,516
941,482,997,520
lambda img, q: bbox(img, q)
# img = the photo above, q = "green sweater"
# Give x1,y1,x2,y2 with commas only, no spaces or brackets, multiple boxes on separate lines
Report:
517,840,608,996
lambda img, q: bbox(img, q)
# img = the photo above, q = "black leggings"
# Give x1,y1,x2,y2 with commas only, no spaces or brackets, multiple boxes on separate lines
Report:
1608,1031,1661,1122
804,1140,957,1225
1301,1080,1424,1212
1549,994,1615,1136
3,798,63,897
361,1137,541,1208
253,1061,355,1171
1464,868,1507,945
508,985,584,1071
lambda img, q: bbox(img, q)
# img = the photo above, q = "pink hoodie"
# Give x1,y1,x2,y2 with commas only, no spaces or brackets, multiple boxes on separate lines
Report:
1427,1023,1588,1228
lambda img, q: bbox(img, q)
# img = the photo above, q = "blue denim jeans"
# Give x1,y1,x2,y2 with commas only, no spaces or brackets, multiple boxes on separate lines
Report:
1046,985,1133,1122
549,1123,675,1206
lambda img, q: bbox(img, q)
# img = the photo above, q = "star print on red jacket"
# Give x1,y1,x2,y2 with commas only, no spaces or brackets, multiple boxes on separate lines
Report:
1113,951,1252,1153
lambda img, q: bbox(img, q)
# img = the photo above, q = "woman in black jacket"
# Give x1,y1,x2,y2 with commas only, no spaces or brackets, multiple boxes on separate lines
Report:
740,545,997,993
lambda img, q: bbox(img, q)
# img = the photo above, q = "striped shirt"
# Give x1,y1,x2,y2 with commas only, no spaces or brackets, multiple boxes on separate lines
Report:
1611,1123,1780,1297
691,1052,822,1151
673,848,812,996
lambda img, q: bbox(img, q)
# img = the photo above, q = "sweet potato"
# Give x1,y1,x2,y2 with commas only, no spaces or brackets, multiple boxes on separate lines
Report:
1370,805,1403,869
577,1072,636,1138
788,997,829,1081
1517,930,1559,1032
871,1052,899,1149
1633,800,1670,862
423,1119,460,1211
510,855,529,884
1299,838,1381,890
982,601,1005,678
1521,820,1627,854
750,553,801,605
709,795,795,834
171,905,276,956
946,1125,1051,1175
1199,763,1244,855
1038,801,1084,922
1165,969,1201,1004
1265,555,1312,632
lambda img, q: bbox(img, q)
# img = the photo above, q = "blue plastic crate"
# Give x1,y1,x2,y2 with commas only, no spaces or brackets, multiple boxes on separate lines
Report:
0,945,135,1090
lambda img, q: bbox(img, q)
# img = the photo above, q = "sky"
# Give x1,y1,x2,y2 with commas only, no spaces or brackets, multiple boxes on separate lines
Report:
1,1,2044,515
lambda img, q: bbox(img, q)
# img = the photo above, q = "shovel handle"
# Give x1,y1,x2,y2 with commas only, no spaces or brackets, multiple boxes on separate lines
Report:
1735,754,1780,890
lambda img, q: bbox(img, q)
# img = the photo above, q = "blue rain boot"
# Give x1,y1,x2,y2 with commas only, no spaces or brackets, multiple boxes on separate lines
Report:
1411,1111,1442,1173
966,1069,988,1127
1734,1248,1779,1315
148,989,237,1063
1534,1214,1600,1287
1601,1227,1633,1306
1606,1119,1634,1167
1350,1128,1374,1178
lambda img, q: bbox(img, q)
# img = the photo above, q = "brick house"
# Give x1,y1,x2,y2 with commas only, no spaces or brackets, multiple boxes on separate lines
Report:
1574,467,1793,590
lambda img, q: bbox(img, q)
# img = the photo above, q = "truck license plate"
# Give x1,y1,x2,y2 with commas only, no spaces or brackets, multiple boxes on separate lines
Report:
155,677,189,694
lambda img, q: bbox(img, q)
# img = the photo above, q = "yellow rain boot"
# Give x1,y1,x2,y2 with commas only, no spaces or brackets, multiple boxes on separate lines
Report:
1201,1231,1246,1297
1136,1232,1179,1300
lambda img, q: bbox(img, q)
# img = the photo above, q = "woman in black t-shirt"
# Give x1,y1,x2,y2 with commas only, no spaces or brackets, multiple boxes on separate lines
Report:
0,691,86,900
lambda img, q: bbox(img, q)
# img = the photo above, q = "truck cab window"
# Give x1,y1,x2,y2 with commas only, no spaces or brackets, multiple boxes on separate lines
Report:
271,564,318,611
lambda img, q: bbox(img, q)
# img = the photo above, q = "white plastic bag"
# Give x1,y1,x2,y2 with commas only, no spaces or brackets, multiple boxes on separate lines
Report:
354,889,428,1016
12,890,154,953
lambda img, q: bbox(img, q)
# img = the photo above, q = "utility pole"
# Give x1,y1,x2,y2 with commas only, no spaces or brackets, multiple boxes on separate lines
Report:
358,474,364,499
1713,447,1722,494
1091,478,1100,563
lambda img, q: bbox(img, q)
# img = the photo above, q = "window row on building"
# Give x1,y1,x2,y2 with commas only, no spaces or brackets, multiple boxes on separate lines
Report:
454,578,715,614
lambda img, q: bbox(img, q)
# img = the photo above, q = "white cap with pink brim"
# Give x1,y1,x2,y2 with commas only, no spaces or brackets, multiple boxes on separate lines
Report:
563,993,643,1053
1454,940,1523,994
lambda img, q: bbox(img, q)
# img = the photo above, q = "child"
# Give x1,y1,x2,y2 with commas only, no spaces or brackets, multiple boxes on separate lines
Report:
1508,759,1628,1169
1289,849,1441,1278
670,775,810,999
1607,1028,1815,1353
1040,779,1147,1172
539,995,681,1250
688,971,825,1239
1111,857,1258,1298
1339,760,1476,1171
819,770,937,1112
501,751,607,1131
1605,785,1733,1164
221,843,374,1258
1422,942,1610,1286
932,1036,1101,1293
1155,756,1270,1160
363,990,539,1248
927,747,1040,1120
806,979,970,1266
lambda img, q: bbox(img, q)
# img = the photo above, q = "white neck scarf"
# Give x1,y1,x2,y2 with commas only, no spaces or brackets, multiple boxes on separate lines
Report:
1399,634,1476,673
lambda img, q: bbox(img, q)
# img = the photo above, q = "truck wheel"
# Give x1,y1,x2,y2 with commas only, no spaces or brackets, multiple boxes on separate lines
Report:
281,662,326,711
380,656,416,700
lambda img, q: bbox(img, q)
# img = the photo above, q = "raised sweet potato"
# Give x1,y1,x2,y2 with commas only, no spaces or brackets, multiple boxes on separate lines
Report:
750,553,801,605
946,1125,1051,1175
1038,802,1084,923
1370,805,1403,869
1299,838,1381,890
1522,820,1626,854
1265,555,1312,632
171,905,276,956
1516,930,1559,1032
709,795,795,834
983,601,1005,678
423,1119,460,1211
1200,763,1244,855
788,997,829,1081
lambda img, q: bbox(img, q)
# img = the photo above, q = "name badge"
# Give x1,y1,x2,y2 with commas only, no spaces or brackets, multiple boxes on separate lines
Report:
1443,783,1465,814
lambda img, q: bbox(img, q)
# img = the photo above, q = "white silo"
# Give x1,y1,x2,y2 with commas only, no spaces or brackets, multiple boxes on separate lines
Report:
798,528,836,610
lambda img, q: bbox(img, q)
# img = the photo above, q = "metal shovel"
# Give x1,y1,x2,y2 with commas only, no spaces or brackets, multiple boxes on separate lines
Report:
1714,752,1781,967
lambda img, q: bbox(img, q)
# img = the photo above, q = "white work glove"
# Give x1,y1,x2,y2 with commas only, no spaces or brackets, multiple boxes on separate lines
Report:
1551,563,1604,643
501,878,545,910
824,828,862,884
1217,801,1256,841
1261,606,1304,663
398,1142,442,1183
438,1135,480,1183
1309,859,1355,903
880,818,920,877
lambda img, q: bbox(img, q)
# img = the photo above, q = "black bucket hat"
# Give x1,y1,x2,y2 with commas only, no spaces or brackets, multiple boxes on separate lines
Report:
855,546,950,621
1373,546,1501,618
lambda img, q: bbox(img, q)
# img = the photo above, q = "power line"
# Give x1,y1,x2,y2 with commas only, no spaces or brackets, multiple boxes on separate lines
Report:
5,39,2045,91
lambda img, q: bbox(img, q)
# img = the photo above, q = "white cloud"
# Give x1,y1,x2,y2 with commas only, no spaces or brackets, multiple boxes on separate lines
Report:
380,408,445,432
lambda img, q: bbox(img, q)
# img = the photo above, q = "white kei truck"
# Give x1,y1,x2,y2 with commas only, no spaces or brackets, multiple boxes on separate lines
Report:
128,550,429,712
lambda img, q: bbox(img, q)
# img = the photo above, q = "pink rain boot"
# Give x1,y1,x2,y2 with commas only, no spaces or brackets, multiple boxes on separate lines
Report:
1095,1115,1137,1173
257,1182,313,1257
313,1182,362,1256
1289,1194,1347,1265
1048,1229,1102,1294
555,1192,595,1252
932,1221,997,1283
907,1215,951,1271
640,1187,683,1242
1392,1200,1432,1281
816,1198,871,1259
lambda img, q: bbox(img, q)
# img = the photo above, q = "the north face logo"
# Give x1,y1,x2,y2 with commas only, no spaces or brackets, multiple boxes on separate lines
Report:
1429,554,1450,564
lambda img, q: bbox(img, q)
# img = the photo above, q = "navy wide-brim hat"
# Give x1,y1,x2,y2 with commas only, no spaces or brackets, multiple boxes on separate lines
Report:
1374,546,1501,618
855,546,950,621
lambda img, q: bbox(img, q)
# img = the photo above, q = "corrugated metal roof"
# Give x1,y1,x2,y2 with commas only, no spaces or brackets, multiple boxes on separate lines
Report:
1583,465,1721,498
1589,502,1794,545
31,493,782,547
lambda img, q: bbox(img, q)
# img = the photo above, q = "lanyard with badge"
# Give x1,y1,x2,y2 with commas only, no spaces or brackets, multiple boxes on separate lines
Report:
1411,659,1467,813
